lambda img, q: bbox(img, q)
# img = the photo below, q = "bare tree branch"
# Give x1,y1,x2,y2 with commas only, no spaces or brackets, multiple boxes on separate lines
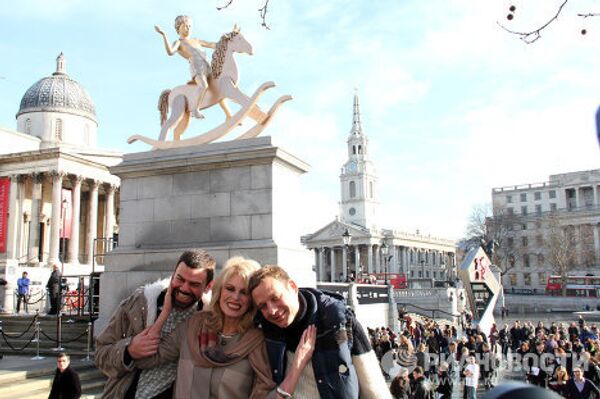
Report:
216,0,272,29
497,0,569,44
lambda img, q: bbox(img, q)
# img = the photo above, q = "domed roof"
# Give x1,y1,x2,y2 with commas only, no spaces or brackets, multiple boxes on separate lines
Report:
17,53,97,122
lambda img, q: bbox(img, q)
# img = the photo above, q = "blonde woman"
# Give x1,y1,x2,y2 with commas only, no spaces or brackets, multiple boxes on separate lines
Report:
548,366,569,397
135,257,274,398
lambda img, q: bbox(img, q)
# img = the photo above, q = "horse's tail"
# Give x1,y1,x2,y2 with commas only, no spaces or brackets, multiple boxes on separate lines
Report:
158,89,171,126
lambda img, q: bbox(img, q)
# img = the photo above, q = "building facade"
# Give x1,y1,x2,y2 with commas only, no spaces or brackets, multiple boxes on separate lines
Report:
491,169,600,291
0,54,122,311
302,94,456,284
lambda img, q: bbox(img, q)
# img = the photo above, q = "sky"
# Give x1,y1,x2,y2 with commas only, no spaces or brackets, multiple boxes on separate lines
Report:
1,0,599,241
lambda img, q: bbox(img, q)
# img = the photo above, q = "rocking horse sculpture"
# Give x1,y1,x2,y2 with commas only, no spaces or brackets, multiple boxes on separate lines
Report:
128,23,291,149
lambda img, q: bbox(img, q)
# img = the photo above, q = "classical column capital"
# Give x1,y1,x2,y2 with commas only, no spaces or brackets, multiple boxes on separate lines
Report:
50,170,66,180
32,172,45,184
16,174,27,184
87,179,100,190
23,211,31,222
70,174,84,185
104,183,118,194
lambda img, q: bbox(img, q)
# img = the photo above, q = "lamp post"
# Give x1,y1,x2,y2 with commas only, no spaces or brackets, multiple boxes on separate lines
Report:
342,229,352,282
381,241,389,285
60,198,68,274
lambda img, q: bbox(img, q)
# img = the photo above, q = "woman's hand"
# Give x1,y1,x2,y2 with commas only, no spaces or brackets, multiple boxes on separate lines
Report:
292,325,316,370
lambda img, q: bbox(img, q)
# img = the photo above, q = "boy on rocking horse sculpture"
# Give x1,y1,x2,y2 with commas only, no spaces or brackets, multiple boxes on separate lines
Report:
155,15,215,120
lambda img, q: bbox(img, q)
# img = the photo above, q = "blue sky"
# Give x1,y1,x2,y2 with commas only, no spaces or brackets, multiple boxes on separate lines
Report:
1,0,599,240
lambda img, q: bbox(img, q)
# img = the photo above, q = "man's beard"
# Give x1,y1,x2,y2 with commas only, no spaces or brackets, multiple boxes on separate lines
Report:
171,288,199,309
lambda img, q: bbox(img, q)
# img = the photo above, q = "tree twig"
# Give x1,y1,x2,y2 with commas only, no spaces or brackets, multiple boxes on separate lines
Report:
497,0,569,44
216,0,234,11
258,0,271,30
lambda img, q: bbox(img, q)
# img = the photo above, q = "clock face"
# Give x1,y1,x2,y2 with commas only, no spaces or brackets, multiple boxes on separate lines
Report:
349,207,356,216
347,162,357,173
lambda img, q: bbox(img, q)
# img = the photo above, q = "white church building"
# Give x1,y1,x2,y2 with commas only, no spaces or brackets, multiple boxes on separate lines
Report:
302,95,456,285
0,54,122,312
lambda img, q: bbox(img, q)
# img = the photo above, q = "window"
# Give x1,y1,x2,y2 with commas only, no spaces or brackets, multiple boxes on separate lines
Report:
506,195,513,204
507,207,514,215
523,273,531,286
534,192,541,201
549,190,556,199
25,118,32,134
521,223,527,230
426,271,430,278
358,145,362,154
537,253,545,265
55,118,63,142
433,271,437,279
352,145,356,155
411,270,414,277
349,181,356,198
535,204,542,216
520,193,527,202
507,237,514,248
521,206,528,215
523,254,530,268
509,274,517,286
536,235,543,246
550,203,557,212
418,271,422,278
521,236,528,247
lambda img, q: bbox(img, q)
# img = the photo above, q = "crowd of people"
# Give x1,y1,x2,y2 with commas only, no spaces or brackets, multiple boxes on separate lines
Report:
366,311,600,399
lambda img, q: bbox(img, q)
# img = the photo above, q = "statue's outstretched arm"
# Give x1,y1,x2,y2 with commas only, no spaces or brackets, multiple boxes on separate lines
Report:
155,25,180,56
198,39,216,49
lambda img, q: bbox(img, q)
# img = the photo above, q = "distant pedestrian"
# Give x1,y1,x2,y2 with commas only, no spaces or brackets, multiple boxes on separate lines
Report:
46,265,61,315
564,367,600,399
16,271,30,314
463,355,479,399
48,353,81,399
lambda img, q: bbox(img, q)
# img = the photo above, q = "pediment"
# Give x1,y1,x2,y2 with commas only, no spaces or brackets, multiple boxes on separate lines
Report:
303,220,371,245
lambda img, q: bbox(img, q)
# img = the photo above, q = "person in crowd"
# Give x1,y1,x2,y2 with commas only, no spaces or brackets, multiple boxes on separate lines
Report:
463,355,479,399
95,250,215,399
389,367,412,399
249,264,390,398
16,271,30,314
134,256,287,398
411,366,432,399
564,366,600,399
548,366,570,397
436,361,453,399
48,352,81,399
46,265,61,315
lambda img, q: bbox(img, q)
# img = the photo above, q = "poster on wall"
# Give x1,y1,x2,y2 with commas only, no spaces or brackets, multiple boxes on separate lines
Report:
61,189,72,238
0,177,10,253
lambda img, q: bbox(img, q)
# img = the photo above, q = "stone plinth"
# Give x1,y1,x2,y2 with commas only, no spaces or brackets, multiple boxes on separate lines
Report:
96,137,315,333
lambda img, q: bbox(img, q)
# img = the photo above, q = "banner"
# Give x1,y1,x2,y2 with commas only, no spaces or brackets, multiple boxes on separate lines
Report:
0,178,10,253
61,188,72,239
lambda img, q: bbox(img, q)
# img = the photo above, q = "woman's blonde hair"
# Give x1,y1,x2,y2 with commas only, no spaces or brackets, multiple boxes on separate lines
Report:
205,256,261,334
554,366,569,382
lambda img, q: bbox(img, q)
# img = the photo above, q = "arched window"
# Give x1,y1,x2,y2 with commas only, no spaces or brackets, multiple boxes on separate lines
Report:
25,118,32,134
349,181,356,198
55,118,63,142
352,145,356,155
358,145,362,154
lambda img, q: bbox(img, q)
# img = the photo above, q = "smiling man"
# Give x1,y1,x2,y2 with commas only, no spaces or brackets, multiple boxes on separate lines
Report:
95,250,215,399
249,265,391,399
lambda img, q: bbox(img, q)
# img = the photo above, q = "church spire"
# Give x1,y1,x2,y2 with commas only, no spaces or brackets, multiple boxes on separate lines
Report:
350,89,363,136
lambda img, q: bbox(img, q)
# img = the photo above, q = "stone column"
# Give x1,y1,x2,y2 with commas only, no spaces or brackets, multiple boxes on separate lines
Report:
392,245,398,273
68,175,83,264
375,245,381,273
354,245,361,277
16,175,26,260
367,244,373,274
5,175,20,259
104,184,116,251
28,173,43,265
342,245,348,281
318,248,325,282
48,171,64,267
330,247,336,282
594,224,600,263
85,179,99,265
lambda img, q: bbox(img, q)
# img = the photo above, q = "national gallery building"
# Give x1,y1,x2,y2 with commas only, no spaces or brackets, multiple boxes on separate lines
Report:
302,95,456,284
0,54,121,311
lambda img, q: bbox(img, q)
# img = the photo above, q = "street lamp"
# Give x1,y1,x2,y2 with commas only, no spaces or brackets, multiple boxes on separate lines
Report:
381,241,389,285
342,229,352,282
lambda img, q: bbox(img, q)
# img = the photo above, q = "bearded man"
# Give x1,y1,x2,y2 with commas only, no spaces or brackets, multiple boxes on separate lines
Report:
95,250,215,399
